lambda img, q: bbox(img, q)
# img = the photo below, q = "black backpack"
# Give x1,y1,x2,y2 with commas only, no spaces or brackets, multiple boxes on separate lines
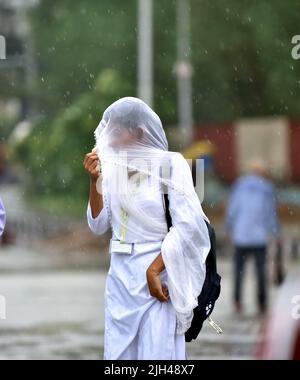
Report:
163,193,222,342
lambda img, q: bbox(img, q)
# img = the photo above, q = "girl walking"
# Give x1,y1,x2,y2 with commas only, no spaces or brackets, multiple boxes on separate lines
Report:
84,97,210,360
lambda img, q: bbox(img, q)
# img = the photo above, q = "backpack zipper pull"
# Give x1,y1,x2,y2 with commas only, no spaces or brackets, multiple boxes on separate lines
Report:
208,317,223,334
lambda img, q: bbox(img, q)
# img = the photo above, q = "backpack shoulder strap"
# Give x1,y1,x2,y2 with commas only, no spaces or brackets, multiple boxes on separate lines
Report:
160,161,173,231
163,193,172,230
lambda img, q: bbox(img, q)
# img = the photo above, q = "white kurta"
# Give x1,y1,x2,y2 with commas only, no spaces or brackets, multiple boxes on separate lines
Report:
87,170,187,360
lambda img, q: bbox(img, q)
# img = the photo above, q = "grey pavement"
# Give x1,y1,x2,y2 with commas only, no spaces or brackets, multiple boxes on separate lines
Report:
0,245,280,360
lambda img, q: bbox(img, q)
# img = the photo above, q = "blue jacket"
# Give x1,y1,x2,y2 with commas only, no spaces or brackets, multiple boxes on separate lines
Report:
225,174,280,247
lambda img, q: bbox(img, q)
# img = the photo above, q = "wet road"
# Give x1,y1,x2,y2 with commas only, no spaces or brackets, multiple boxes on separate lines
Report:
0,246,277,360
0,270,105,360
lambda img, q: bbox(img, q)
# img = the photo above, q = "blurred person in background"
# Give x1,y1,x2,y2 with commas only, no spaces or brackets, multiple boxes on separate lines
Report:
225,158,280,315
0,197,5,238
0,144,18,185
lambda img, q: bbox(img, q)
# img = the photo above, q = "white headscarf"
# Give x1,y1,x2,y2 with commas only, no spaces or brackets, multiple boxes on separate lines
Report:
94,97,211,334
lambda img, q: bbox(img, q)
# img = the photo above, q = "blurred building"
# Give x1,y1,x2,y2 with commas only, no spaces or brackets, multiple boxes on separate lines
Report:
0,0,38,120
194,117,300,183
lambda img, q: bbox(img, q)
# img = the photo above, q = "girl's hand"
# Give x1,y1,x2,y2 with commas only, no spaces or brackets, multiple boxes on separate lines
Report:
83,148,101,182
146,267,169,302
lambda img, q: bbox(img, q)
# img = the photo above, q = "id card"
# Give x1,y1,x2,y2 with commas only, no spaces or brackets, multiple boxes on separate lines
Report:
109,239,133,255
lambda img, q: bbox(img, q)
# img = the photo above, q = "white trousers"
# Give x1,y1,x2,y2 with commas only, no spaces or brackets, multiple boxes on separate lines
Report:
103,241,186,360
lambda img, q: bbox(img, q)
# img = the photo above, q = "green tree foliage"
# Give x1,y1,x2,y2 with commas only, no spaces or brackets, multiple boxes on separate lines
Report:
191,0,300,121
13,69,131,211
29,0,137,115
10,0,300,213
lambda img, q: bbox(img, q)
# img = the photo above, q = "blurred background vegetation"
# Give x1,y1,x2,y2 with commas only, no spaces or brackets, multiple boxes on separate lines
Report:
1,0,300,216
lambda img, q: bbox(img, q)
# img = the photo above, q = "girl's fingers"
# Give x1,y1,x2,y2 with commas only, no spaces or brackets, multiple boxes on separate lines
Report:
85,155,99,168
84,152,99,165
161,285,169,301
87,153,98,161
156,288,169,302
89,160,99,170
83,154,95,167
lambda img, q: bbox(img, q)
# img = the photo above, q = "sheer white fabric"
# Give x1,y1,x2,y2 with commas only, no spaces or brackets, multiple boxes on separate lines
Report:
91,97,211,335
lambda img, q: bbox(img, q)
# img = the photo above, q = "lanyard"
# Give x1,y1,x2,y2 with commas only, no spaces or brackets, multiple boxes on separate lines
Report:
120,208,129,243
119,174,143,243
120,175,146,243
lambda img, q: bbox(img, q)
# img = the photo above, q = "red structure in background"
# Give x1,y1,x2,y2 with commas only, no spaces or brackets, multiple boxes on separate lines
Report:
194,119,300,184
194,123,237,183
289,121,300,183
